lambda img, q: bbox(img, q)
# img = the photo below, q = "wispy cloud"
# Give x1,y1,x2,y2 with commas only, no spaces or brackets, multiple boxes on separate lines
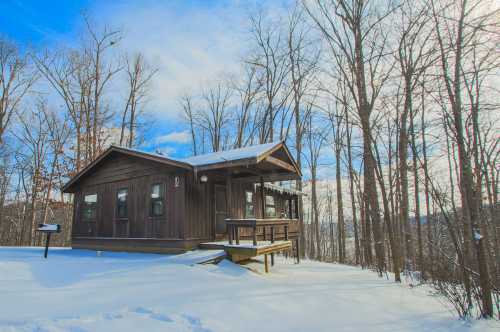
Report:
155,131,191,145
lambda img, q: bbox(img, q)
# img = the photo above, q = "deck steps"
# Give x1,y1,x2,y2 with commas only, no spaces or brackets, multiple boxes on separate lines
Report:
166,249,226,265
199,240,292,264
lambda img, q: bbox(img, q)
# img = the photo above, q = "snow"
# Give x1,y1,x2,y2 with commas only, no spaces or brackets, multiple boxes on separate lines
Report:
0,247,497,332
181,142,280,166
202,240,291,249
113,141,283,168
37,224,60,232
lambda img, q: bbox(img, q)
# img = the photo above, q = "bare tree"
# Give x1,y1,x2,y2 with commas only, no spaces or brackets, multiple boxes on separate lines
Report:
119,52,157,148
0,39,36,145
231,65,262,148
180,93,198,155
431,0,496,317
199,82,232,152
83,16,121,158
248,11,290,143
287,4,320,256
304,101,327,260
13,101,49,244
40,106,71,226
327,97,347,263
305,0,398,275
394,1,434,272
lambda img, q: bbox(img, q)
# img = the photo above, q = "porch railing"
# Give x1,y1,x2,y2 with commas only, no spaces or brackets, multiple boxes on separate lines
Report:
225,218,296,246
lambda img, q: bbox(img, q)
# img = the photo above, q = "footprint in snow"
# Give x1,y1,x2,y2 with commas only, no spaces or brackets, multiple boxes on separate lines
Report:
131,306,173,323
182,314,213,332
132,306,154,315
67,326,88,332
102,312,124,320
150,313,173,322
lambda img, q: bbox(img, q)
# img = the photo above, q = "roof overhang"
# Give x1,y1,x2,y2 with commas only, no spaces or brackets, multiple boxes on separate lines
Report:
192,141,302,178
62,141,302,193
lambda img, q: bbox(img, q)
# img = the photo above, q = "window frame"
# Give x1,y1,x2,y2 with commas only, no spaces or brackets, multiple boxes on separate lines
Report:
116,188,129,219
265,194,276,218
150,183,165,218
244,190,255,218
82,193,98,222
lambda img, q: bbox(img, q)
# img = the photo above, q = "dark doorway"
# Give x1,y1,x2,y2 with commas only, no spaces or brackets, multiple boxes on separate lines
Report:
214,184,227,235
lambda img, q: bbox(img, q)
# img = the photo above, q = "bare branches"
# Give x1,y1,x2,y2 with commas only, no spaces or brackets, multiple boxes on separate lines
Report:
0,38,37,145
119,53,157,148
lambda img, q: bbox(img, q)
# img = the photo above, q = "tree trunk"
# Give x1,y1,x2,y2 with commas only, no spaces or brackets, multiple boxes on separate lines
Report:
410,110,424,279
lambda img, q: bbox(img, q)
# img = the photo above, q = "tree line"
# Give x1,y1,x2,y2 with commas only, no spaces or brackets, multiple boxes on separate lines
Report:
0,16,157,247
177,0,499,319
0,0,498,320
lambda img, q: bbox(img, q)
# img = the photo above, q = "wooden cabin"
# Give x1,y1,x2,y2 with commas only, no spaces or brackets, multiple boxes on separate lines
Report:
62,141,303,254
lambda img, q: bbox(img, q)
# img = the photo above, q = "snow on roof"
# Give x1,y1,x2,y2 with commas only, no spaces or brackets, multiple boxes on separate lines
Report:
180,142,281,166
110,145,188,165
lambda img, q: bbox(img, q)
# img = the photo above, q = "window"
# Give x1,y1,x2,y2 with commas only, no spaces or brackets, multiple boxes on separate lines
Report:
245,190,255,218
116,188,128,218
265,194,276,217
283,199,290,218
151,183,164,217
82,193,97,221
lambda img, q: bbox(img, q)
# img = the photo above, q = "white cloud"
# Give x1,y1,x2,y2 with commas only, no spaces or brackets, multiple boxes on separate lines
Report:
155,131,191,145
89,0,253,121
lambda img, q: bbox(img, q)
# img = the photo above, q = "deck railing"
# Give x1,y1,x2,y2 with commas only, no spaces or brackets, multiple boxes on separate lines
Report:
225,218,297,246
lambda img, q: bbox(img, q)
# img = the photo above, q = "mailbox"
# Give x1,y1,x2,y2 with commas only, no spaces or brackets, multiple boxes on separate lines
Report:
37,224,61,233
36,224,62,258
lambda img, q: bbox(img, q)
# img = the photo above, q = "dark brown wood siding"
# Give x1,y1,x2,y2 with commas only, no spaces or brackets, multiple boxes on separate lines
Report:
70,151,301,249
182,177,300,242
72,152,186,240
184,175,214,240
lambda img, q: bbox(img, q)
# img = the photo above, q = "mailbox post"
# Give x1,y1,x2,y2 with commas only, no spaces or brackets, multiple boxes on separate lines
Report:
36,224,61,258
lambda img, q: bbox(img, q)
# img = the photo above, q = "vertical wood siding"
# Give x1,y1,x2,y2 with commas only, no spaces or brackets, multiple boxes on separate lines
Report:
71,152,300,243
72,153,186,240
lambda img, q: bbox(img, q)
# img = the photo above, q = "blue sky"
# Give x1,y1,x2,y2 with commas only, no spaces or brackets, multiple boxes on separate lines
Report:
1,0,288,158
0,0,90,43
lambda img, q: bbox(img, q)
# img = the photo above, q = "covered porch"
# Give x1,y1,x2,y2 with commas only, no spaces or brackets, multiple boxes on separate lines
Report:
188,142,302,272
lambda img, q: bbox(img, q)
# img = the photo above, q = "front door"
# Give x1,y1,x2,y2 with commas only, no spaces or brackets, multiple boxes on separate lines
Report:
214,185,227,235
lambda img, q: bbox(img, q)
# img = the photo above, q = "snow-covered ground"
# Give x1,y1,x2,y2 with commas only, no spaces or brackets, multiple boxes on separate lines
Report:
0,247,497,332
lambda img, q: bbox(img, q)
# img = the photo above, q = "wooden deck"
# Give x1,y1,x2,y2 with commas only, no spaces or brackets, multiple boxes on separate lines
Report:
200,240,293,272
210,217,300,272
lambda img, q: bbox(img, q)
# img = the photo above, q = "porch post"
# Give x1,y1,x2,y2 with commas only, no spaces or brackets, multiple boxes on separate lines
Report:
270,226,275,266
260,177,265,219
226,172,233,244
260,176,266,249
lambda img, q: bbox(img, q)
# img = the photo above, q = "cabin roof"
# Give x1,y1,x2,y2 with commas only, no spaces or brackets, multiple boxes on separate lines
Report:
181,142,279,166
62,141,301,193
